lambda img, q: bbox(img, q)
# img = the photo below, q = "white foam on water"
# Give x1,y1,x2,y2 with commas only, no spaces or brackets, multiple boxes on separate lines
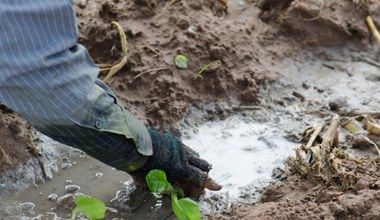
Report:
183,116,296,199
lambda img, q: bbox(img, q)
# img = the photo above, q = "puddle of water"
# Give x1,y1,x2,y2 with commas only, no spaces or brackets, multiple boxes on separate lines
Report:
183,49,380,213
0,141,128,219
0,136,172,220
284,51,380,112
183,116,295,206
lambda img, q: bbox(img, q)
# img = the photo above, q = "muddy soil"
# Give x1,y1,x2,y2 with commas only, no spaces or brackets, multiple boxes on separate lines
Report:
3,0,380,219
0,107,35,173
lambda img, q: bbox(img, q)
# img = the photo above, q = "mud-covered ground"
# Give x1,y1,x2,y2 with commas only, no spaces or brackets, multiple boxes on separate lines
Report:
2,0,380,219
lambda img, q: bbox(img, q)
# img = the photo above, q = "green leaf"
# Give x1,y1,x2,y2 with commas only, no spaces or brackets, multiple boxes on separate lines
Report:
146,170,201,220
146,169,172,194
71,195,106,220
175,55,188,69
171,194,201,220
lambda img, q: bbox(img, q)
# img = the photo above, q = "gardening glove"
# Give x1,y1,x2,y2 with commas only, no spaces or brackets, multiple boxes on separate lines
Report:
130,128,222,195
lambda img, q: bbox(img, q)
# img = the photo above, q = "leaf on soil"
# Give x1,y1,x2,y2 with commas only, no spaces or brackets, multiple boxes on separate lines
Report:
71,195,105,220
171,194,201,220
175,55,188,69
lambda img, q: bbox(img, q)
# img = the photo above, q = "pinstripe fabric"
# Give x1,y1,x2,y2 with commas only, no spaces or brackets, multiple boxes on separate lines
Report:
0,0,152,171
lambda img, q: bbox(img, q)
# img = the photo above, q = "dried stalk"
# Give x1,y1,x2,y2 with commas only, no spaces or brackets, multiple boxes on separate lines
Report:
0,144,13,167
287,114,380,190
304,123,325,151
366,16,380,48
97,21,129,82
321,115,340,150
359,134,380,157
364,115,380,135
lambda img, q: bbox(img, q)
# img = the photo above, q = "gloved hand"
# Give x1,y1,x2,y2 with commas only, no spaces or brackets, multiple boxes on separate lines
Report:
129,128,222,196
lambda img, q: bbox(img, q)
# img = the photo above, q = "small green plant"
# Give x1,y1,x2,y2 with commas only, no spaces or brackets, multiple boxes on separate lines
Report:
146,170,201,220
71,195,106,220
193,61,216,79
175,55,188,69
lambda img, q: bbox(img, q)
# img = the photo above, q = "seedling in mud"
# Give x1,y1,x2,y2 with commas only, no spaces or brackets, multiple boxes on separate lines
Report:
175,55,188,69
146,169,201,220
193,61,217,79
71,195,106,220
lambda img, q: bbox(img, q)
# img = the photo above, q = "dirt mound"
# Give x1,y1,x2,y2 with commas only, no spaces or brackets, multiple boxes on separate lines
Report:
73,0,380,132
0,106,36,172
258,0,380,47
75,0,283,131
213,180,380,220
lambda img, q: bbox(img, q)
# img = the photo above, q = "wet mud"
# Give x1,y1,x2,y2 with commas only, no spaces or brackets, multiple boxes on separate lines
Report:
0,108,35,173
2,0,380,219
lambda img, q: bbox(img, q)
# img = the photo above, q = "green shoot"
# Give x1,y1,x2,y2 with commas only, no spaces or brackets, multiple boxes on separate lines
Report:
71,195,106,220
146,170,201,220
193,61,216,79
146,169,173,194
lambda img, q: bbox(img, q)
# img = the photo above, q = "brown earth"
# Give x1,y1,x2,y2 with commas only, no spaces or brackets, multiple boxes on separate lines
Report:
211,177,380,220
74,0,380,133
2,0,380,219
0,105,36,173
75,0,285,132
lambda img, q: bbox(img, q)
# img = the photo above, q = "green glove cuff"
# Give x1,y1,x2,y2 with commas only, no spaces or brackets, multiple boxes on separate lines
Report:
40,123,148,172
